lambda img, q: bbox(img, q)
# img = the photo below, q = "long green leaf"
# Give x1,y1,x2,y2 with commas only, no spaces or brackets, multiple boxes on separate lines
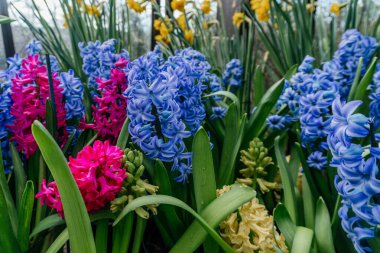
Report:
302,175,315,229
274,203,296,249
192,127,218,252
253,66,265,105
315,198,335,253
116,118,130,149
95,220,108,253
0,181,21,252
170,184,256,253
0,144,18,235
291,227,313,253
32,120,96,253
18,181,34,252
10,142,26,211
0,15,14,24
46,228,68,253
347,57,364,101
30,214,64,238
275,136,297,223
353,57,378,101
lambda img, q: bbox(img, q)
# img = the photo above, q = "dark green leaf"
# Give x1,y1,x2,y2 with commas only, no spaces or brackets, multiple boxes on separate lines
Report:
315,198,335,253
274,204,296,249
17,181,34,252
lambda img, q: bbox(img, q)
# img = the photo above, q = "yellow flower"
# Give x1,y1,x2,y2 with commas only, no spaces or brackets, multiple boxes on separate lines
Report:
154,17,173,44
184,29,194,45
306,3,316,13
200,0,211,14
85,4,100,16
202,21,208,29
128,0,146,13
250,0,270,22
176,14,187,31
155,34,170,45
330,3,347,16
218,186,288,253
171,0,185,12
232,12,245,28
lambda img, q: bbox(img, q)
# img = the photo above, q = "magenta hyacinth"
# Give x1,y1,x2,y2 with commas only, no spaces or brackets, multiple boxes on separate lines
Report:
9,55,67,158
36,140,127,217
83,58,128,143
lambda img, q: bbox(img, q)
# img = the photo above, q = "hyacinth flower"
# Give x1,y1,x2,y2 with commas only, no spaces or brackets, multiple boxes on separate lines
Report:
222,59,244,90
59,69,85,120
82,58,129,143
369,65,380,128
36,140,127,217
79,39,129,91
8,54,68,158
328,96,380,253
125,47,221,182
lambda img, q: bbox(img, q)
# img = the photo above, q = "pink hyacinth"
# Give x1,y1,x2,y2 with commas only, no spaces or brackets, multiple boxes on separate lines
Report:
36,140,127,217
83,58,128,144
9,55,67,158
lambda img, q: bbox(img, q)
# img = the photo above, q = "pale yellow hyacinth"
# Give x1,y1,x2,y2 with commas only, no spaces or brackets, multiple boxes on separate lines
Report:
218,186,288,253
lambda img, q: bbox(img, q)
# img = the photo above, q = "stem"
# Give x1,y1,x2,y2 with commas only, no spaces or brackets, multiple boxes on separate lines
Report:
131,217,147,253
331,195,342,238
34,153,46,229
45,54,57,141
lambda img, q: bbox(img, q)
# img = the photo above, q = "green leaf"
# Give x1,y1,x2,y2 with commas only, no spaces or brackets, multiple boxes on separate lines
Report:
291,227,313,253
253,66,265,105
274,136,297,223
203,90,240,106
302,175,315,229
46,228,68,253
315,198,335,253
192,127,218,252
170,184,255,253
10,142,26,212
274,203,296,249
0,15,14,24
353,57,378,101
114,184,256,253
217,104,246,186
347,57,364,101
152,160,184,243
95,220,108,253
0,179,21,252
32,120,96,253
0,144,18,235
116,118,130,149
30,214,64,238
192,127,217,211
17,181,34,252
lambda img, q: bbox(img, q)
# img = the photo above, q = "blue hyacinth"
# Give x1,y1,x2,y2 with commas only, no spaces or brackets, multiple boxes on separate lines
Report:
210,106,227,120
79,39,129,91
222,59,243,89
125,47,218,183
323,29,378,99
328,96,380,253
59,70,85,120
25,39,60,72
369,66,380,128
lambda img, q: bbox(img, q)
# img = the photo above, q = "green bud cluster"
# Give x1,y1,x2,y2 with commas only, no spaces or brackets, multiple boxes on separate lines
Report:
238,138,281,193
111,148,159,218
239,138,273,178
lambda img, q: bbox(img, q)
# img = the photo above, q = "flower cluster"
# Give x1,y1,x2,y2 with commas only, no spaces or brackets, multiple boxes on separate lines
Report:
218,185,288,253
83,58,129,143
125,47,219,182
36,140,127,217
250,0,270,22
328,97,380,253
237,138,281,193
59,70,85,120
153,17,173,45
9,55,68,158
369,66,380,128
127,0,146,13
222,59,243,89
323,29,378,99
268,30,378,170
79,39,129,91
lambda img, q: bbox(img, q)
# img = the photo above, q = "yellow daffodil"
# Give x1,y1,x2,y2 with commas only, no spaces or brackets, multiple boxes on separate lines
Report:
176,14,187,31
202,21,208,29
306,3,316,13
200,0,211,14
154,17,173,44
184,29,194,45
171,0,185,12
250,0,270,22
330,3,347,16
232,12,245,28
155,34,170,44
128,0,146,13
85,4,100,16
218,186,288,253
